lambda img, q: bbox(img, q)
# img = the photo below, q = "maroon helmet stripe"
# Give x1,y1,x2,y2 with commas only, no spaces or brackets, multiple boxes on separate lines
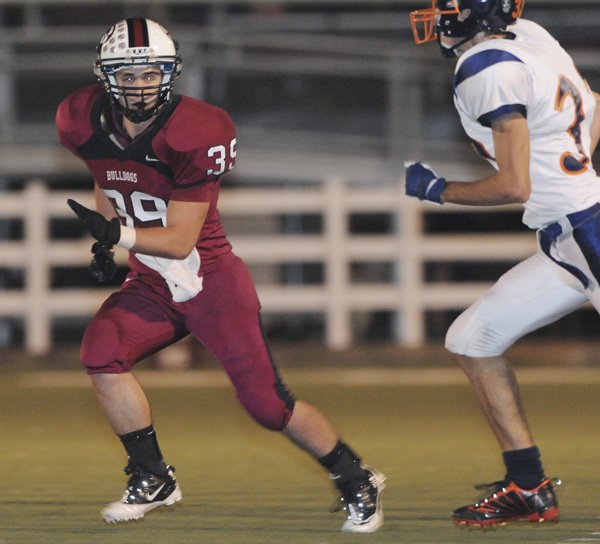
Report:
126,19,149,48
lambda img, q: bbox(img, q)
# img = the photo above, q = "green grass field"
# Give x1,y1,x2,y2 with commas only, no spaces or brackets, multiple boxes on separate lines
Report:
1,366,600,544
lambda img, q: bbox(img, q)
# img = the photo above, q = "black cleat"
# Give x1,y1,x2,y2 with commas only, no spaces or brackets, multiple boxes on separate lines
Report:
101,465,182,523
332,466,386,533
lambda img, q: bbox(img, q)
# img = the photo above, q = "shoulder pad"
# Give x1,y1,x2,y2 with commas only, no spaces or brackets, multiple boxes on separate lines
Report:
164,97,235,153
56,84,103,146
455,47,524,88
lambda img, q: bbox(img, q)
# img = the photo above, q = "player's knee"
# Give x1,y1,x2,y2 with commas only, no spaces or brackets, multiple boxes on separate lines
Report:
237,387,294,431
80,318,130,374
445,309,508,358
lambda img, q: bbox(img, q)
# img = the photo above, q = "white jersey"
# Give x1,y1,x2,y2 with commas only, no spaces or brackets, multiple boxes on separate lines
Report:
453,19,600,229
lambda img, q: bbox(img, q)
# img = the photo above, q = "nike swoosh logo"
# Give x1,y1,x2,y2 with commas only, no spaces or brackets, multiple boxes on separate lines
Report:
145,482,166,501
145,154,160,162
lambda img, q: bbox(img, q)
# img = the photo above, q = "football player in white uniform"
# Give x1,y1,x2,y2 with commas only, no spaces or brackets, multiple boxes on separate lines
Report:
406,0,600,528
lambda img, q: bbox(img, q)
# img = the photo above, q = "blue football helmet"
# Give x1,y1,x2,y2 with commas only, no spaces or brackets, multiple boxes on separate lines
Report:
410,0,524,57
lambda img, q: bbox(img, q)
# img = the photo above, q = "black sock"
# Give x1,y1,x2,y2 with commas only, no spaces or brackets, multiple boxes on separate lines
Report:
503,446,545,489
318,441,367,490
119,424,168,477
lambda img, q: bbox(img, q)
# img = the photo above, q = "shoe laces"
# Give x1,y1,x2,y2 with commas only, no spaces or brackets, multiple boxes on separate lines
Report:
472,477,561,506
471,480,509,505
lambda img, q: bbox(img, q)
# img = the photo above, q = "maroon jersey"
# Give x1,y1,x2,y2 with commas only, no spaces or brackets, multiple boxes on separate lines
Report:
57,85,295,430
56,84,235,275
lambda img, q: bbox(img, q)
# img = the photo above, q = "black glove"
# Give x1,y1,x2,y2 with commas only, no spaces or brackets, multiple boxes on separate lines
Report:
89,242,117,283
67,199,121,246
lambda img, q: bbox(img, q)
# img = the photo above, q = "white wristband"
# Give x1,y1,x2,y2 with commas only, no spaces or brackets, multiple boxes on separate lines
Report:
117,226,137,250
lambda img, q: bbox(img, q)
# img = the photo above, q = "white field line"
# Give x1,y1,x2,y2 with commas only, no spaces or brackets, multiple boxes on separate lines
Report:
19,366,600,388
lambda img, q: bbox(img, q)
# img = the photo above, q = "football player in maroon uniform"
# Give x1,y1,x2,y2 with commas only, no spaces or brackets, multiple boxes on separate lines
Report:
56,18,385,532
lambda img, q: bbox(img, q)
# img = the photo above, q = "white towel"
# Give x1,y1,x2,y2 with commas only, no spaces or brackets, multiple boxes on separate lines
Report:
135,248,203,302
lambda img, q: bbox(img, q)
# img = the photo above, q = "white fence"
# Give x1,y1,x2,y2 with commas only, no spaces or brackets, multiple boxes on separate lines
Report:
0,178,537,355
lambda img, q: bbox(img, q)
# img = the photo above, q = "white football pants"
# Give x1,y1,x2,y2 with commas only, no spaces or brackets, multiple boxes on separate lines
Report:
446,226,600,357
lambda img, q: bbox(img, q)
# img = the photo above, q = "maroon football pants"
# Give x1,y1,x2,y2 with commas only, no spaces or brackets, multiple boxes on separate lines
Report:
80,252,295,430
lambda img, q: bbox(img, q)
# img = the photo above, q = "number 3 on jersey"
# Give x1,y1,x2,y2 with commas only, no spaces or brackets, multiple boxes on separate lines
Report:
555,75,590,175
207,138,237,176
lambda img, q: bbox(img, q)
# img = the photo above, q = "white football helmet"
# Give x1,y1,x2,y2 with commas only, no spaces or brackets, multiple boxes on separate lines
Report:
94,18,182,122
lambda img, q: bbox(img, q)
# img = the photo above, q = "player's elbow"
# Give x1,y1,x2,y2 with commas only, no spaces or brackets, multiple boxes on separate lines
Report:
169,242,197,260
507,184,530,203
160,227,200,259
498,174,531,204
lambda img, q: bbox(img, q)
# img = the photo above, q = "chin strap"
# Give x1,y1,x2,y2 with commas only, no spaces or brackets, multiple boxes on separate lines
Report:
438,37,467,58
437,20,494,58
